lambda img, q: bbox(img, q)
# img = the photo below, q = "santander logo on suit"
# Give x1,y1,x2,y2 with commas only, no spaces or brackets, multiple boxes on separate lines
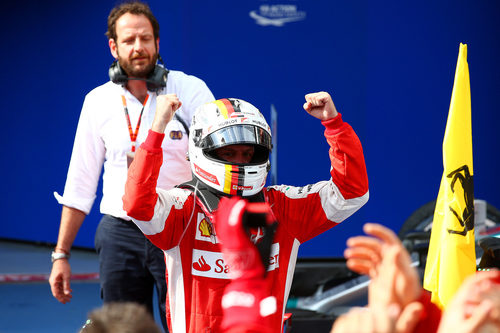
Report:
192,213,279,279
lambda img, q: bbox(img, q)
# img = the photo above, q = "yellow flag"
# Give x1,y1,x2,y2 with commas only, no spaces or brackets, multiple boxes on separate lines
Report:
423,43,476,309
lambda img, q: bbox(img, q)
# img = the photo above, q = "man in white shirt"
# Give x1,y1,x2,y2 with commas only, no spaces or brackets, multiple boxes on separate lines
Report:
49,2,214,331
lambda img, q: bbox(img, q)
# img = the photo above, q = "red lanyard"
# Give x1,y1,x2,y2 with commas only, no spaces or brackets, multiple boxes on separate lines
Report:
121,94,149,152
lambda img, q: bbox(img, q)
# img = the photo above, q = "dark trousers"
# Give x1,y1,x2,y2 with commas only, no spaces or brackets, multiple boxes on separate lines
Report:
95,214,168,332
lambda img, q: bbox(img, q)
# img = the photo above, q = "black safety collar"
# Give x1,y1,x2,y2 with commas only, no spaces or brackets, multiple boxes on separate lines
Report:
177,177,265,214
177,177,275,272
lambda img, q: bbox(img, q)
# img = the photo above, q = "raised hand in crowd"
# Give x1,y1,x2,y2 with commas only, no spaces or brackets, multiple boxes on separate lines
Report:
344,223,421,309
333,228,423,333
437,270,500,333
330,301,422,333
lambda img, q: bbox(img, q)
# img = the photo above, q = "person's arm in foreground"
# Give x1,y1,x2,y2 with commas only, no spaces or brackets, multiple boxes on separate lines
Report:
344,223,421,308
437,270,500,333
330,301,420,333
215,197,276,333
332,235,423,333
343,223,442,333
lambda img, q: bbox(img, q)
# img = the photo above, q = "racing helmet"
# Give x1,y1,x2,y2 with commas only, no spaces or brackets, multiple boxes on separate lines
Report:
189,98,272,197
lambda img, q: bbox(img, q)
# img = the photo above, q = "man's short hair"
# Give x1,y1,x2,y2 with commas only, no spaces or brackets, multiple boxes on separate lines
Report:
106,1,160,41
80,302,162,333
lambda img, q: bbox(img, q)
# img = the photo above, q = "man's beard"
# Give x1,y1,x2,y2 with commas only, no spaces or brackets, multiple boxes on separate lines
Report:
117,51,158,78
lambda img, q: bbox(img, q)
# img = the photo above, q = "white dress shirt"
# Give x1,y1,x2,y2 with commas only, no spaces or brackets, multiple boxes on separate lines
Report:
55,70,215,219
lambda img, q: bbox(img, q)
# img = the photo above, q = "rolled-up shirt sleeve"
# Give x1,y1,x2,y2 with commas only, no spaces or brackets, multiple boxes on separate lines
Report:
54,94,105,214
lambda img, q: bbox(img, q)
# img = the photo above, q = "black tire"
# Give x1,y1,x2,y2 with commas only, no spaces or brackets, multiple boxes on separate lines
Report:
398,201,437,239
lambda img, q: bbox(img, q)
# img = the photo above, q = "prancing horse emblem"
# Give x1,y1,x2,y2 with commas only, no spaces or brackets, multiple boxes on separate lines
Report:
446,165,474,236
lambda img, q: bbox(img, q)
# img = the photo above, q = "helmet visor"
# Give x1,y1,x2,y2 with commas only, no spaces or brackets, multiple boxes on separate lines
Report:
199,125,272,151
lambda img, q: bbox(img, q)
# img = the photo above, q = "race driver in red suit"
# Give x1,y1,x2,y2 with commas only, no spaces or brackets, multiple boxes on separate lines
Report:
123,91,369,333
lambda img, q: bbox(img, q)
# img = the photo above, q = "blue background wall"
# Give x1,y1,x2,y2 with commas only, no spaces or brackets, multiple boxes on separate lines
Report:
1,0,498,257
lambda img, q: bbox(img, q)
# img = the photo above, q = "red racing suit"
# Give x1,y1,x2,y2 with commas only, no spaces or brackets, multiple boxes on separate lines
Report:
123,113,369,333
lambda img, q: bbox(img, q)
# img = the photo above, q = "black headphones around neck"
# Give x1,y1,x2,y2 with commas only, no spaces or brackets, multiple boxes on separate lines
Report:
108,55,169,93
